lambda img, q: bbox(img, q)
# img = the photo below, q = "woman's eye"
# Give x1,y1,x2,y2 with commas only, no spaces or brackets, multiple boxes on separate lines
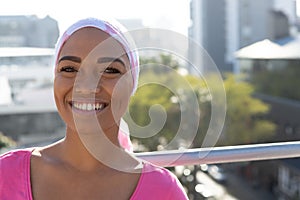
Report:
104,67,121,74
60,66,78,72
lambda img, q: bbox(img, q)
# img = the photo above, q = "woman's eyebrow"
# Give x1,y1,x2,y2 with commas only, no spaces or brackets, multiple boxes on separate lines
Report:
58,56,82,63
97,57,125,67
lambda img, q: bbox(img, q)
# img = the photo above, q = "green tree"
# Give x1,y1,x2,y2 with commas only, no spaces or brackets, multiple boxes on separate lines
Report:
250,60,300,101
0,132,16,150
190,74,276,147
219,75,276,145
126,58,181,151
126,54,276,151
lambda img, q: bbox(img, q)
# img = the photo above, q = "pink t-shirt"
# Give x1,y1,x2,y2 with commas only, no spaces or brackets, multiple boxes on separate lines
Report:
0,149,188,200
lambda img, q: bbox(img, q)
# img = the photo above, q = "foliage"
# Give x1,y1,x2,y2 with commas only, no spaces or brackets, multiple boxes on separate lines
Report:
126,54,276,151
125,54,183,151
139,54,180,71
219,75,276,145
0,132,16,149
251,60,300,101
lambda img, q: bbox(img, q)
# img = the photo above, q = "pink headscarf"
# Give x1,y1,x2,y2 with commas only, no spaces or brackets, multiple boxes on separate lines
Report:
54,17,137,152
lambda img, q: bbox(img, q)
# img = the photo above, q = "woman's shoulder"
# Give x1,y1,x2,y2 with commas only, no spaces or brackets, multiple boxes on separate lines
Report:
131,162,188,200
0,148,34,199
0,148,33,158
0,148,34,168
142,162,178,184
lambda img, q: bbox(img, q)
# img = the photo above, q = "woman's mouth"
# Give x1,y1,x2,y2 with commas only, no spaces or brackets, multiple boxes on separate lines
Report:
70,101,108,113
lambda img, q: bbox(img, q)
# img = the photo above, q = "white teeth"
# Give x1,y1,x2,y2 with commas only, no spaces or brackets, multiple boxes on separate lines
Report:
73,102,106,111
87,103,92,111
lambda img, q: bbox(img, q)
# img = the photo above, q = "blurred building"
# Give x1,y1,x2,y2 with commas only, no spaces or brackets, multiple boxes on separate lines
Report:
0,15,59,48
188,0,297,73
120,18,188,62
278,158,300,199
189,1,299,198
234,18,300,200
0,46,61,145
235,36,300,140
0,15,60,144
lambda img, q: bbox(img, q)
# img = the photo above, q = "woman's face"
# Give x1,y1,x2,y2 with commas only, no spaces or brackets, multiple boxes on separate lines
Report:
54,27,133,134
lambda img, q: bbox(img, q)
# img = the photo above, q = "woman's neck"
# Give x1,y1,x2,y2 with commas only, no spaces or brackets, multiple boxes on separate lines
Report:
51,126,141,173
56,129,106,172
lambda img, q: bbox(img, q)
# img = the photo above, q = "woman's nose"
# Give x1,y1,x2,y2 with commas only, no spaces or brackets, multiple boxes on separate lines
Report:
74,74,101,94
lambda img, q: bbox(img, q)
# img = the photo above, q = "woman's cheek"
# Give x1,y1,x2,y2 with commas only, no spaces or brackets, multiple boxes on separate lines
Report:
53,77,74,112
112,78,133,117
54,76,74,93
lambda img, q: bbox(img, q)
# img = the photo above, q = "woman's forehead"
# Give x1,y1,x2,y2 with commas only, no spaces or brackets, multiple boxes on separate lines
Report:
59,27,129,65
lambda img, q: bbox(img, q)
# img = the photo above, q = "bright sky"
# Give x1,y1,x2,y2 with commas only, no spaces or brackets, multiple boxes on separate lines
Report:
297,0,300,16
0,0,190,36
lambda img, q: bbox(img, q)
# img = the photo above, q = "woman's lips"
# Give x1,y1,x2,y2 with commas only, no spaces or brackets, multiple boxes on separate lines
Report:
69,101,108,113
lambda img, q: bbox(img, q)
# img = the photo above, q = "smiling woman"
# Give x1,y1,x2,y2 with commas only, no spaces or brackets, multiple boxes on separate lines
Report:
0,17,188,200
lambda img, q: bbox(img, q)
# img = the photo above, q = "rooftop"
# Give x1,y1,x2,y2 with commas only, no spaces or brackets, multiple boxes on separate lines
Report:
235,36,300,60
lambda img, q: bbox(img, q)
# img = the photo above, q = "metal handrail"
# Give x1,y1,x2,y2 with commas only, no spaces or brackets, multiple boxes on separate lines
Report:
135,141,300,167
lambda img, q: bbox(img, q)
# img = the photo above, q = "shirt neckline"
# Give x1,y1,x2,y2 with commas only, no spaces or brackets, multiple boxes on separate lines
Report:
26,148,147,200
